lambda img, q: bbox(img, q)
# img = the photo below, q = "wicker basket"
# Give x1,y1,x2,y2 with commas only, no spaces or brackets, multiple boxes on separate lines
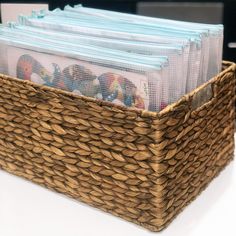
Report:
0,61,235,231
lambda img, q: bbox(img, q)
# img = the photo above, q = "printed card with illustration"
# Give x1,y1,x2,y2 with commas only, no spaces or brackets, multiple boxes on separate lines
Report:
7,46,150,110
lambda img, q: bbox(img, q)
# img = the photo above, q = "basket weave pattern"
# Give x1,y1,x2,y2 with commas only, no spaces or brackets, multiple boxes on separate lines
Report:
0,62,235,231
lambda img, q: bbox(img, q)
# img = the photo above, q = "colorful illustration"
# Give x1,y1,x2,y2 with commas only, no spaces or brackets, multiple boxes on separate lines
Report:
16,54,145,109
17,54,53,85
62,64,100,97
98,72,145,109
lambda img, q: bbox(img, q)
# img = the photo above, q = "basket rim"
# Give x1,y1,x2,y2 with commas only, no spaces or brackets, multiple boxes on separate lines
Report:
0,60,235,119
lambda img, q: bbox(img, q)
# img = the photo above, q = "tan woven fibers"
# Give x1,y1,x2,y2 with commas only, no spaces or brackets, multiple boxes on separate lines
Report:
0,61,235,231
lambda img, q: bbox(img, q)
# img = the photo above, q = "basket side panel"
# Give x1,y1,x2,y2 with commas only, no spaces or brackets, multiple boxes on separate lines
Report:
0,74,161,231
154,63,235,230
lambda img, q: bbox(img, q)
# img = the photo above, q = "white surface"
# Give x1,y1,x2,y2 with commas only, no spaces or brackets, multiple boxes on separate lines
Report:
0,4,48,24
0,138,235,236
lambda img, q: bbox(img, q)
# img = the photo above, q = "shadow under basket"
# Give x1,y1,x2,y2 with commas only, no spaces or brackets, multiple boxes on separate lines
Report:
0,61,235,231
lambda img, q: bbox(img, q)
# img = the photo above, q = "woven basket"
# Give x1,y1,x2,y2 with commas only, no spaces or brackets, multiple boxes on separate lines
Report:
0,61,235,231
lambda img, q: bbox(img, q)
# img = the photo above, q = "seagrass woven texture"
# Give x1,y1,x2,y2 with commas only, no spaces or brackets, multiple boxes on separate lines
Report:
0,62,235,231
222,61,236,120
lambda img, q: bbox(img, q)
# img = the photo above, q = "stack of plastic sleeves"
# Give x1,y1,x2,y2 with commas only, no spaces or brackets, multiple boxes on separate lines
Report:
0,5,223,111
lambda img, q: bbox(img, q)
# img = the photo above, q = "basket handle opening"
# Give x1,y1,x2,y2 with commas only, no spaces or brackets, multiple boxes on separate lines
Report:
190,83,213,111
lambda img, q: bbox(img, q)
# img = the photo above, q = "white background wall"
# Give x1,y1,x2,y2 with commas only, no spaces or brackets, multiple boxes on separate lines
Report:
0,4,48,24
